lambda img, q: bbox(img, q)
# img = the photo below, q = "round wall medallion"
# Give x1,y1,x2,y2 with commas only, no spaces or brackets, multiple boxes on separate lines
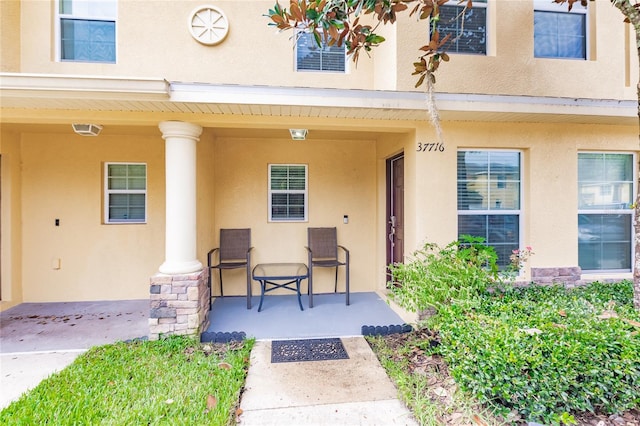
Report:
188,5,229,46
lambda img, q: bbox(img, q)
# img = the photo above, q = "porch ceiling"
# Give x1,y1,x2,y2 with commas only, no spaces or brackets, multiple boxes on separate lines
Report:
0,73,637,128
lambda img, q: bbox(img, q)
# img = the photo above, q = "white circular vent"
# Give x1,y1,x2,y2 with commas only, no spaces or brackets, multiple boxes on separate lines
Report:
188,5,229,46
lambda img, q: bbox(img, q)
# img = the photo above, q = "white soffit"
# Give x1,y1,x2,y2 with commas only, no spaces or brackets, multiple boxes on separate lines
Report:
0,73,637,125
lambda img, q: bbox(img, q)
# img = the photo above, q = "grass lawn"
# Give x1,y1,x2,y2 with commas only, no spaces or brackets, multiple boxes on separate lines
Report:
0,336,254,426
369,281,640,426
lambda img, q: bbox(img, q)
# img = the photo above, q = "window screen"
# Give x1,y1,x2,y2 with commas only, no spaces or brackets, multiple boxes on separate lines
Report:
296,32,346,72
438,0,487,55
269,164,308,221
105,163,146,223
59,0,116,62
457,150,522,268
578,153,633,271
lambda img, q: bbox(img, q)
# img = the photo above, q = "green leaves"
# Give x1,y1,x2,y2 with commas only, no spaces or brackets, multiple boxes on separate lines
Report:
434,281,640,425
266,0,457,87
387,236,499,315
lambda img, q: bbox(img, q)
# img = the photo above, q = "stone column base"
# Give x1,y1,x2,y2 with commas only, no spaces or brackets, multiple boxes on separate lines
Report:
149,269,210,340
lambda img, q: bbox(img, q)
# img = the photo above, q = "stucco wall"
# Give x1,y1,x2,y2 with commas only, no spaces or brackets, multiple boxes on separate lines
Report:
0,129,23,309
417,120,637,277
389,1,637,100
17,0,375,90
0,0,20,72
210,134,378,296
1,119,636,305
19,131,165,302
13,0,636,99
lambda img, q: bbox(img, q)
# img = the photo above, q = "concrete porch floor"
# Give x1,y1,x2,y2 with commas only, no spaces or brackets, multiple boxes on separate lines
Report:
0,299,149,409
205,291,411,340
0,300,149,353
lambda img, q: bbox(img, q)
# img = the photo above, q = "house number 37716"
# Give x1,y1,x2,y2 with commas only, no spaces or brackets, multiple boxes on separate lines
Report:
417,142,445,152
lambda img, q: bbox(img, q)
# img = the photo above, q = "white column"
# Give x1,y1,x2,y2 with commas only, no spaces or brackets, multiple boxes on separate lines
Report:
158,121,203,274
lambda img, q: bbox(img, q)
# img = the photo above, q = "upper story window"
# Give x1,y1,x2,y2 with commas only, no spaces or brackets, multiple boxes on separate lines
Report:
296,32,346,72
58,0,116,63
457,150,522,268
269,164,308,222
578,153,634,272
534,0,587,59
105,163,146,224
438,0,487,55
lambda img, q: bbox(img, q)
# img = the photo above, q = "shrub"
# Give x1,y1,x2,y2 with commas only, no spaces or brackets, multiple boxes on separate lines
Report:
388,235,499,314
430,281,640,425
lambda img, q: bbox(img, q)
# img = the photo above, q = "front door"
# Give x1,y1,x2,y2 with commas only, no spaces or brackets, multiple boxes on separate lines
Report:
386,153,404,270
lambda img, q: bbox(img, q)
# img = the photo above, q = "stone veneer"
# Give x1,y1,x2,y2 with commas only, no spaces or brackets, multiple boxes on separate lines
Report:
148,269,210,340
522,266,624,288
530,266,582,286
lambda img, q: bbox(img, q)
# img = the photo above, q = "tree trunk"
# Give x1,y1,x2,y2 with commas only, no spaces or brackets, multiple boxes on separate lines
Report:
612,0,640,309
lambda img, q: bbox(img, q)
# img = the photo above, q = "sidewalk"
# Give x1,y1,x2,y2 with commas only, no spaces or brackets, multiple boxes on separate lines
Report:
239,337,418,425
0,350,86,409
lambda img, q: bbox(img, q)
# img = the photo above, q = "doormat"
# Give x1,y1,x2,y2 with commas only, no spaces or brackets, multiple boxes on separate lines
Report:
271,338,349,363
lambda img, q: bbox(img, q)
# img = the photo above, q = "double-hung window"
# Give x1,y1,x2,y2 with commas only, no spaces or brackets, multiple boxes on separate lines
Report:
534,0,587,59
438,0,487,55
104,163,146,224
269,164,308,222
578,153,634,271
457,150,522,268
296,32,346,72
58,0,117,63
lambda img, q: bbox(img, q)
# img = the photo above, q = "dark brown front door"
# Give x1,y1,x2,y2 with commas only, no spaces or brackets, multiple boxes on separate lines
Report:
386,153,404,268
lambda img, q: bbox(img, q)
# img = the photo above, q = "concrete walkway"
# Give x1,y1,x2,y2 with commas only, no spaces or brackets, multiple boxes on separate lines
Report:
0,300,149,409
239,337,417,425
1,300,417,425
1,350,87,409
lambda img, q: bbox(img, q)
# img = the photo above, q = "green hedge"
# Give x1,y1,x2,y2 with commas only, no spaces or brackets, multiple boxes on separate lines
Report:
431,282,640,425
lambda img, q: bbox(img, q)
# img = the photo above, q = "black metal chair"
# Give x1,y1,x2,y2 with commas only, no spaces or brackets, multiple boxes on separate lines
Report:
207,228,253,309
306,227,350,306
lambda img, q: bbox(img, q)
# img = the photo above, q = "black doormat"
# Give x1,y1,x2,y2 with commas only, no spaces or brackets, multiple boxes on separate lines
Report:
271,338,349,363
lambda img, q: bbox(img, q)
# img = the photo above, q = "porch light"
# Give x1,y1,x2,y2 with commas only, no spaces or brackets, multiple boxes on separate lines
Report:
289,128,308,140
72,123,103,136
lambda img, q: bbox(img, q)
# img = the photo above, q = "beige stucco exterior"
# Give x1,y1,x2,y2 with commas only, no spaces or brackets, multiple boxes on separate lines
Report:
0,0,638,310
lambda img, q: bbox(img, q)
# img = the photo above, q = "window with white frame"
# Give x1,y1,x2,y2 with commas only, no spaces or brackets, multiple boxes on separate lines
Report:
438,0,487,55
578,153,634,271
457,150,522,268
269,164,308,222
296,32,346,72
104,163,146,223
58,0,116,63
534,0,587,59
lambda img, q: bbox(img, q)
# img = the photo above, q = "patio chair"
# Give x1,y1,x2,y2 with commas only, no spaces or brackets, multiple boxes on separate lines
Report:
306,227,350,306
208,228,253,309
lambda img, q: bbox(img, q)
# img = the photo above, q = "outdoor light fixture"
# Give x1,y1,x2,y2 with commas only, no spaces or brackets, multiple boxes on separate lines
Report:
72,123,103,136
289,129,308,140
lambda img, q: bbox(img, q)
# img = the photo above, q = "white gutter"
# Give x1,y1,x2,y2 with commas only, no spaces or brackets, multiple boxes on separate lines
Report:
436,92,637,119
169,82,429,110
169,81,636,119
0,73,170,98
0,73,636,120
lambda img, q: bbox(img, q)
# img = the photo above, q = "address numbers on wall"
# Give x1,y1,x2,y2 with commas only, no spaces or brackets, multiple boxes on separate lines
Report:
416,142,445,152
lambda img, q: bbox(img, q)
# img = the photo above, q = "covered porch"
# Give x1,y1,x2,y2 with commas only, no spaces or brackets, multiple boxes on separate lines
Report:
204,292,412,340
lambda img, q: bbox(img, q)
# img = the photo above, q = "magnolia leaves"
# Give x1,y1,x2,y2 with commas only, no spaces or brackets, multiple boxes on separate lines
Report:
267,0,463,84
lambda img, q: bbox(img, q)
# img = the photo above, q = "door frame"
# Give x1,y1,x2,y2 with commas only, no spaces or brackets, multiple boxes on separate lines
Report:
386,152,404,270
